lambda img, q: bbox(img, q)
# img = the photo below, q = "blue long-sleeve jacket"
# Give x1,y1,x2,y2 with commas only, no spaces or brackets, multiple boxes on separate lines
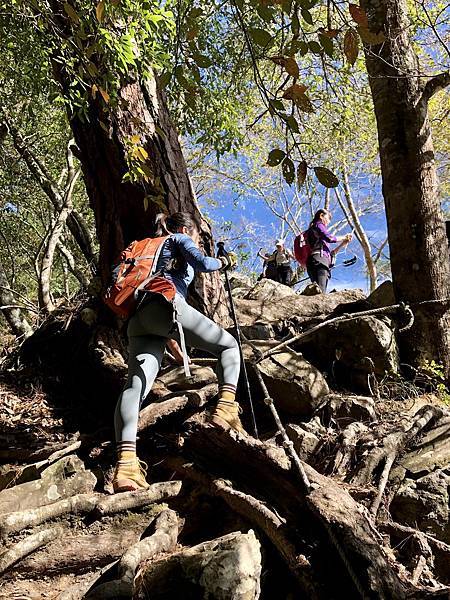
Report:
156,233,222,298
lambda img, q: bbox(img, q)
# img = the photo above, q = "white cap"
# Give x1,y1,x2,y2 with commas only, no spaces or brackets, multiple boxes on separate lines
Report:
275,238,284,246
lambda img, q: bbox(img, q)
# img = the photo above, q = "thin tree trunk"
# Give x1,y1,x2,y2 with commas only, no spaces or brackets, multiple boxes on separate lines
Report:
1,119,96,269
341,167,377,292
0,259,33,339
361,0,450,371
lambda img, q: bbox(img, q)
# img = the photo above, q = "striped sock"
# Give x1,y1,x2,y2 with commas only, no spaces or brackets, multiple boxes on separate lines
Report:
116,441,136,461
219,384,237,402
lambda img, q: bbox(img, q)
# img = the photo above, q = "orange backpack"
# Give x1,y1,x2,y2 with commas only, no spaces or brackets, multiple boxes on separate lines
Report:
103,236,177,319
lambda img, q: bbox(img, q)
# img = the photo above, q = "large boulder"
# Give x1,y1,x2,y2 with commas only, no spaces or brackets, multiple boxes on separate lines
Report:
156,365,216,392
298,315,399,381
244,341,329,417
235,287,365,327
391,470,450,544
0,455,96,514
136,530,262,600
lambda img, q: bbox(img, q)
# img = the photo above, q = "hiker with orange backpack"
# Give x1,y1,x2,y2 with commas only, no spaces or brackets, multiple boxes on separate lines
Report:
108,212,244,493
294,209,352,293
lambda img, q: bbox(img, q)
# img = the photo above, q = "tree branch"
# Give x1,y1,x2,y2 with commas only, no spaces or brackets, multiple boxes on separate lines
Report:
422,71,450,102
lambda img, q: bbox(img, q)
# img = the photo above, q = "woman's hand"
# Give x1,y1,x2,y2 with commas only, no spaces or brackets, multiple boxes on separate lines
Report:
166,339,191,366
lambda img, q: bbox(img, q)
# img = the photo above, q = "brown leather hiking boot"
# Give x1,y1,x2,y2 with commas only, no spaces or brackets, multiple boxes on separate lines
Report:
112,457,150,493
208,399,247,436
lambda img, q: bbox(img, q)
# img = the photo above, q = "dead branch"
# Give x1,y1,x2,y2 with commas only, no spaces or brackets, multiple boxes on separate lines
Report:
94,483,182,518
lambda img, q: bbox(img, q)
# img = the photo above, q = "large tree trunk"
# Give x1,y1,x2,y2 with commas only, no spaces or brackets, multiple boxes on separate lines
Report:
49,4,227,322
361,0,450,371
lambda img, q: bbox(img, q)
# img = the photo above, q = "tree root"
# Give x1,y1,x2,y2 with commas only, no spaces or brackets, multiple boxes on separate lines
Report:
85,509,178,598
166,457,317,597
182,422,449,599
0,525,64,574
332,422,368,478
0,481,182,538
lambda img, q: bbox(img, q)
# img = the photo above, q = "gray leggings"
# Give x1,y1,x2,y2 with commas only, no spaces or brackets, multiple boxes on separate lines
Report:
115,294,240,442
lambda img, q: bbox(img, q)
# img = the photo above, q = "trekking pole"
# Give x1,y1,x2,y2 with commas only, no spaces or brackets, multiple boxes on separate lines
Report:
217,241,259,439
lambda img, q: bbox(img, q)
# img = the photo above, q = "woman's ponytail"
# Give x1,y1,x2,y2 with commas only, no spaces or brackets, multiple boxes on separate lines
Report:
154,211,196,237
155,213,169,236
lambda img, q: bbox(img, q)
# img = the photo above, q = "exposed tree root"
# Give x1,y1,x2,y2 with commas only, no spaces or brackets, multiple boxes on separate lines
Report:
85,509,178,598
0,525,64,574
0,482,182,538
182,422,449,599
166,456,317,596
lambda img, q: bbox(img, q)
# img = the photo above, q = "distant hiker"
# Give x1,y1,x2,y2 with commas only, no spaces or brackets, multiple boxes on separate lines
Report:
258,239,295,285
306,209,352,293
112,212,245,493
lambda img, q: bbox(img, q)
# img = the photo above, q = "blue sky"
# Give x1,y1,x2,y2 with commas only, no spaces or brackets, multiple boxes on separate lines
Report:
200,178,390,294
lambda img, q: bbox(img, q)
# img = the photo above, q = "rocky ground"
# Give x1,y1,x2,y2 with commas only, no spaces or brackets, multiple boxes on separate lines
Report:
0,276,449,599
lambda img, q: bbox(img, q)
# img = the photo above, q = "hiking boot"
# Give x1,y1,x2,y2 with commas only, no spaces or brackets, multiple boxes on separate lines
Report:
112,457,150,493
208,399,247,436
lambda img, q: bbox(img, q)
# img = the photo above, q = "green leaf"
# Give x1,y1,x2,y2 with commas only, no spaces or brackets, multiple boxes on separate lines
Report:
285,39,308,56
301,9,314,25
193,53,213,68
308,41,322,54
291,12,300,35
318,33,334,57
63,2,80,24
314,167,339,188
343,28,359,65
297,161,307,189
249,28,273,47
257,5,275,22
282,157,295,185
285,114,300,133
269,99,285,112
267,148,286,166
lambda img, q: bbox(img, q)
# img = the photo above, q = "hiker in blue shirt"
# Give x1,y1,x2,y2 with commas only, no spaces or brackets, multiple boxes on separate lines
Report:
113,212,245,493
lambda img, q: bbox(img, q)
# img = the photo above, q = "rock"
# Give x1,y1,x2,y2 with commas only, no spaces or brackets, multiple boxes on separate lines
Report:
136,530,262,600
391,470,450,544
300,315,399,379
245,341,329,417
235,289,365,327
243,278,297,302
228,272,253,291
240,322,275,341
300,283,322,296
285,424,320,460
366,280,395,308
320,393,377,426
0,463,41,491
157,365,216,391
392,417,450,476
0,455,96,515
